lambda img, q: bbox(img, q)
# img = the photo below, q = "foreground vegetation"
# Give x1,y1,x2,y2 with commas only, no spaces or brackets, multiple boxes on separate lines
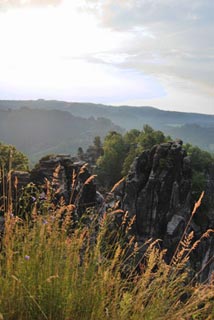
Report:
0,130,214,319
0,195,214,319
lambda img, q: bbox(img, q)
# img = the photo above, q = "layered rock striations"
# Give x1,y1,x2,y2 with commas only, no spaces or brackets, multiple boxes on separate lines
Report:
198,166,214,281
121,140,214,280
122,140,191,240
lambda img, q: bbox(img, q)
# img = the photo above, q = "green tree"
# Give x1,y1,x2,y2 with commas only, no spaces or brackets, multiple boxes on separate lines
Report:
184,144,213,172
96,132,127,187
122,147,139,176
93,136,102,150
138,125,166,150
122,126,168,176
124,129,140,145
184,143,214,199
0,142,29,172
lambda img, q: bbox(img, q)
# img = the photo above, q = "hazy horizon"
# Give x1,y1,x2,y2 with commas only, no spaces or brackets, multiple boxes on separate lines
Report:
1,98,214,116
0,0,213,114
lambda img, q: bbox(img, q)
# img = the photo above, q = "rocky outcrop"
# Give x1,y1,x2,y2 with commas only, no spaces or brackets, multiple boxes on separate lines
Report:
30,155,97,215
194,166,214,281
121,140,214,280
122,140,191,240
7,155,97,217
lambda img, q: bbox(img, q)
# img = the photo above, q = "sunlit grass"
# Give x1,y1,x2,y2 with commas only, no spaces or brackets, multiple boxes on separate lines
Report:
0,203,213,320
0,161,213,320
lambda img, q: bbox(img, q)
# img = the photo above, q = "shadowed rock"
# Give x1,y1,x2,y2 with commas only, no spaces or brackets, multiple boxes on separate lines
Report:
121,140,213,281
30,155,97,215
123,141,191,242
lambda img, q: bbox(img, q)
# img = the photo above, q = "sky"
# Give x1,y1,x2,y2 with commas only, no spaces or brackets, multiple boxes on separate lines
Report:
0,0,213,114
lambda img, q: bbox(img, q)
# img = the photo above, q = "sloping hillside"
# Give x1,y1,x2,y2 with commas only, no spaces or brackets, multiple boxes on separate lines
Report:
0,108,123,163
1,99,214,129
1,100,214,153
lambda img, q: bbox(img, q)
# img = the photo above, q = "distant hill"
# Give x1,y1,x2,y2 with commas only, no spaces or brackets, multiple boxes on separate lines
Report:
1,99,214,128
0,99,214,153
0,108,123,163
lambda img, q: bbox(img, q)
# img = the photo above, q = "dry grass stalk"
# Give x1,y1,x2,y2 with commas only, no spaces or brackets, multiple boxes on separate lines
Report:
125,215,136,233
190,229,214,253
71,169,76,190
79,163,88,174
14,176,18,190
170,191,205,266
192,191,204,216
109,209,124,215
110,177,125,193
84,175,97,185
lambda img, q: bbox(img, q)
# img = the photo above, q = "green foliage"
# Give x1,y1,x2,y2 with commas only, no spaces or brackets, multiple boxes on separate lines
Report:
97,126,170,186
184,144,213,172
138,125,166,150
93,136,102,150
123,129,140,145
88,136,104,162
184,144,214,197
97,125,214,195
96,132,127,187
121,147,139,176
0,142,29,172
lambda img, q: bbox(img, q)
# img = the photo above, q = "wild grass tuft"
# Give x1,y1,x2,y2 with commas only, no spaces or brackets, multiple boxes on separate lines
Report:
0,167,213,319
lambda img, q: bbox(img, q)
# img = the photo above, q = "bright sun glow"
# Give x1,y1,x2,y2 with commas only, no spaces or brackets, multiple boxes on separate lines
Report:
1,0,212,113
0,0,162,102
0,0,135,101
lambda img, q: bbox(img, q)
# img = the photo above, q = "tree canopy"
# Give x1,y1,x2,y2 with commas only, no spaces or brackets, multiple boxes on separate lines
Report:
0,142,29,172
96,132,127,188
96,126,171,188
95,125,214,192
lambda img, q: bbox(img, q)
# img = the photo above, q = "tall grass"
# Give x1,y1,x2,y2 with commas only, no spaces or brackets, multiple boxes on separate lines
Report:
0,164,213,319
0,206,213,319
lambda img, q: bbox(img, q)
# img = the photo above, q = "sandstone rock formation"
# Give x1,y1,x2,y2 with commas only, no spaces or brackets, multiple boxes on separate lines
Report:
30,155,97,215
195,166,214,281
121,140,214,281
8,155,97,217
122,140,191,240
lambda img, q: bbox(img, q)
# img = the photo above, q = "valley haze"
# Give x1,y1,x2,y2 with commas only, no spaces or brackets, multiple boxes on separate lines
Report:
0,99,214,163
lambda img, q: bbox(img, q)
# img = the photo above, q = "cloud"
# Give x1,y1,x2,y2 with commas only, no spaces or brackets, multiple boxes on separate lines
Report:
0,0,61,10
82,0,214,96
86,0,213,31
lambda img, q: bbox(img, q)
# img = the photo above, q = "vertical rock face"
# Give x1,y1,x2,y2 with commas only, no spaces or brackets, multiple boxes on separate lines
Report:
123,141,192,245
195,166,214,281
122,140,214,280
